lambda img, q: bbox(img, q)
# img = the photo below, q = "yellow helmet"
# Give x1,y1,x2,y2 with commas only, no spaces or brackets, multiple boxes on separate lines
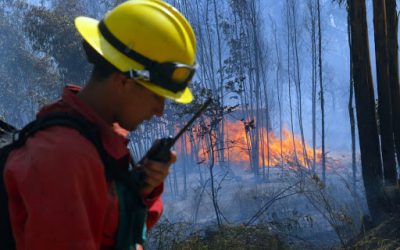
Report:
74,0,196,103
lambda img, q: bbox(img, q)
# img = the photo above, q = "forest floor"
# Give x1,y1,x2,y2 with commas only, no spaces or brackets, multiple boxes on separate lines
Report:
148,157,400,249
341,214,400,250
146,217,400,250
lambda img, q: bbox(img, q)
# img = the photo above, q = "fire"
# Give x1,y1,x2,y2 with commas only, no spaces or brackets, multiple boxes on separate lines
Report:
175,120,322,169
224,121,322,168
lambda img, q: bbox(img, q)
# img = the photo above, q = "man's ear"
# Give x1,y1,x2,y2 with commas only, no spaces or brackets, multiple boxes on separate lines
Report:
110,72,130,92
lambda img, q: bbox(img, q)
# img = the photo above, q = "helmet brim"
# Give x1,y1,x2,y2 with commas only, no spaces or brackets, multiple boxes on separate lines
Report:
75,16,193,104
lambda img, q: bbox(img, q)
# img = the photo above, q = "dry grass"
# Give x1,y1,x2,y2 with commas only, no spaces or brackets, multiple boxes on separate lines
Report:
342,215,400,250
146,222,289,250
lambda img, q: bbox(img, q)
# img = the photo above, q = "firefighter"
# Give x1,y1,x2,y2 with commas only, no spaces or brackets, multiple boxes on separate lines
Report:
3,0,196,249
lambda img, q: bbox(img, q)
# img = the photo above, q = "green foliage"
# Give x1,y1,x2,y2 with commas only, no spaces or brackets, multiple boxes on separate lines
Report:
22,2,90,84
0,5,60,124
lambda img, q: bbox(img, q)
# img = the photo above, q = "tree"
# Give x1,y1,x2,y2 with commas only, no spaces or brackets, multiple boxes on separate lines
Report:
285,0,313,171
346,3,357,194
372,0,397,184
347,0,389,224
317,0,326,182
0,2,60,125
385,0,400,172
224,0,272,176
22,0,91,84
285,0,299,167
306,0,318,173
271,17,285,171
190,94,235,227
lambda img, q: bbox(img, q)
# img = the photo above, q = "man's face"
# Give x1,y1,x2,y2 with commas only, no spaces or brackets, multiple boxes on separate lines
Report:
115,78,165,131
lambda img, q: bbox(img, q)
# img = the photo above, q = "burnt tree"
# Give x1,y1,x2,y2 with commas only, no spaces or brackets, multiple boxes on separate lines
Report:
386,0,400,171
348,0,388,223
372,0,397,184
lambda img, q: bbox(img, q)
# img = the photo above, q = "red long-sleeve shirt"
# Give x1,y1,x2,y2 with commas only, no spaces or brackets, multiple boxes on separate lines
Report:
4,85,163,250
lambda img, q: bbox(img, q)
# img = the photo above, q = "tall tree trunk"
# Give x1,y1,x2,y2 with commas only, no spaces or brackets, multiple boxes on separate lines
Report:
348,0,388,223
349,65,357,194
249,1,261,174
291,0,309,168
372,0,397,184
317,0,326,182
286,0,299,167
386,0,400,172
212,0,225,164
347,6,357,194
272,19,284,169
205,126,222,227
308,0,317,173
181,131,188,198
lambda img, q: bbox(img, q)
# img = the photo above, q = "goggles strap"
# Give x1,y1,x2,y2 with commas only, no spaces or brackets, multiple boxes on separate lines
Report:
98,20,156,69
129,68,188,93
98,20,191,93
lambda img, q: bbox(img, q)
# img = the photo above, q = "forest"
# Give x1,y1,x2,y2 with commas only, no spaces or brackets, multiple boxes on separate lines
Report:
0,0,399,249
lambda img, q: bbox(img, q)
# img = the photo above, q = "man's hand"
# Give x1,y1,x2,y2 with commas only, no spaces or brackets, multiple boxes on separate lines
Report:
138,151,177,196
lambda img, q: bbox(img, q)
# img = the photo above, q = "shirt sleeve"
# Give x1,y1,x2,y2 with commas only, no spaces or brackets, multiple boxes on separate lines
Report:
4,138,112,250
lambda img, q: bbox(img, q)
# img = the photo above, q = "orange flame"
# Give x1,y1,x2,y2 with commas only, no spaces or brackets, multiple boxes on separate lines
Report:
224,121,322,168
176,120,322,168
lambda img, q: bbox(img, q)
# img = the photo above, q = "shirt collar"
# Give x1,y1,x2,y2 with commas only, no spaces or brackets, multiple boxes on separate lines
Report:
41,84,130,159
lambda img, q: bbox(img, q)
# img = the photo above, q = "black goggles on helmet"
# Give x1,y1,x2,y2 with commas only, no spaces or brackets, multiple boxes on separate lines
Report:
98,20,196,93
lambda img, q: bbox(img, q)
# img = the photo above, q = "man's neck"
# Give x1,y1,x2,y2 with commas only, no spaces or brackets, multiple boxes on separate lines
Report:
77,80,115,126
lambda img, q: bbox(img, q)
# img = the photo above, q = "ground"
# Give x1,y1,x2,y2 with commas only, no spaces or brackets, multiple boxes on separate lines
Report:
343,214,400,250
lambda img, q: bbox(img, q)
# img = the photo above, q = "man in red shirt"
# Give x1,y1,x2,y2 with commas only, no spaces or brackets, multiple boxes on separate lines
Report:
4,0,196,249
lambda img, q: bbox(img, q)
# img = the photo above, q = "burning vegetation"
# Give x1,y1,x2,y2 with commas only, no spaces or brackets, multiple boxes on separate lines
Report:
176,120,322,170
